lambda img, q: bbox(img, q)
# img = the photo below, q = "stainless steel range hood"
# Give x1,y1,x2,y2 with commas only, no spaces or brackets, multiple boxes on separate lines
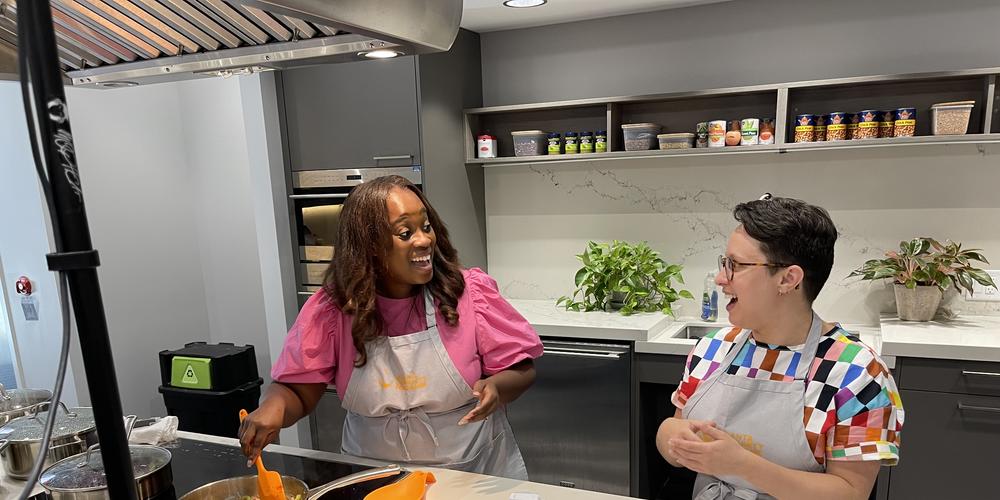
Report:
0,0,462,88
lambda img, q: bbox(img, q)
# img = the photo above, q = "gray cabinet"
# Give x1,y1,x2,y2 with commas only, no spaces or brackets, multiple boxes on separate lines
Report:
281,57,421,171
308,389,348,453
888,357,1000,499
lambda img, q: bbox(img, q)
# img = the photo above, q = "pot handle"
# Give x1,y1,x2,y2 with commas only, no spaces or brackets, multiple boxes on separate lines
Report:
29,401,74,420
306,464,403,500
0,439,8,453
75,415,138,468
0,383,9,401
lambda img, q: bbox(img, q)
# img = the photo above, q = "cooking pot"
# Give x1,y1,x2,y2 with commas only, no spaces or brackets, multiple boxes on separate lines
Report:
0,383,52,425
0,404,97,479
39,443,173,500
179,464,403,500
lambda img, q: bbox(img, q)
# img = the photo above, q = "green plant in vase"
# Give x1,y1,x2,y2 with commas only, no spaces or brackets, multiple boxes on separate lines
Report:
557,240,693,316
848,237,997,321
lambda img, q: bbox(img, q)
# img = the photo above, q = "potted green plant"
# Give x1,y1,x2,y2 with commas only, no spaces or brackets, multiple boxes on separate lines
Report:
556,240,693,316
848,237,997,321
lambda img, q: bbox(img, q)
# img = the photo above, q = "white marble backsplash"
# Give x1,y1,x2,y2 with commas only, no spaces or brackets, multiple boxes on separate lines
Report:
484,144,1000,325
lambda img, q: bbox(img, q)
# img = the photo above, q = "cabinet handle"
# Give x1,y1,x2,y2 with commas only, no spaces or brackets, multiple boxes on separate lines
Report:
957,402,1000,414
961,370,1000,378
372,155,413,161
543,348,622,359
289,193,350,200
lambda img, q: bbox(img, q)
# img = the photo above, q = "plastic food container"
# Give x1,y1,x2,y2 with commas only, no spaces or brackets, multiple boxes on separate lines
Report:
511,130,548,157
657,133,695,150
931,101,975,135
621,123,660,151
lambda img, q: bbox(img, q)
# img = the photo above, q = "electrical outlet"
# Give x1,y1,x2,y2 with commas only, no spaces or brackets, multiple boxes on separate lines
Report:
968,270,1000,302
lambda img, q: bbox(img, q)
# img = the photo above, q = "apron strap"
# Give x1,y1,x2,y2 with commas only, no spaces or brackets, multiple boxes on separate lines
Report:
694,478,759,500
792,312,825,381
383,407,439,461
422,287,437,330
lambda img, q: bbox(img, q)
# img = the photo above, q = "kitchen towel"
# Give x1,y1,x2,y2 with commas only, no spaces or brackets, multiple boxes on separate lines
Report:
126,416,179,445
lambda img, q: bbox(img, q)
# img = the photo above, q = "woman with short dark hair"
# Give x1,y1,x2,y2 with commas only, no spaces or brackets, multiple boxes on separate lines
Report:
240,175,541,479
656,196,903,500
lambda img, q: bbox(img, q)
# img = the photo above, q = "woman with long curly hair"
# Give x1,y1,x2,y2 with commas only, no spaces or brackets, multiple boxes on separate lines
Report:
239,175,541,479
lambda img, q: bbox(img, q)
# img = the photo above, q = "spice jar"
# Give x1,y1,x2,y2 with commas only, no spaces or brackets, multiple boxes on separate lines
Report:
740,118,759,146
794,114,816,143
547,133,562,155
855,110,881,139
826,112,848,141
595,130,607,153
695,122,709,148
564,132,579,153
879,110,895,138
708,120,726,148
725,120,742,146
814,114,828,142
579,131,594,153
893,108,916,137
759,118,775,145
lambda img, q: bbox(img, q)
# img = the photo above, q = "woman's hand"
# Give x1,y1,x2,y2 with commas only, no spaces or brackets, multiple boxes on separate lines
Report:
238,403,284,466
656,415,714,466
669,422,756,478
459,379,499,425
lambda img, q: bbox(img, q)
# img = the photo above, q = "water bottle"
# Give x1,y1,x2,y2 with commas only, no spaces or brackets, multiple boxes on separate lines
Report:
701,271,718,322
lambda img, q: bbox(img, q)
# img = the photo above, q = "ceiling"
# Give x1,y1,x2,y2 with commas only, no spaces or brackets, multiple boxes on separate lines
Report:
461,0,732,33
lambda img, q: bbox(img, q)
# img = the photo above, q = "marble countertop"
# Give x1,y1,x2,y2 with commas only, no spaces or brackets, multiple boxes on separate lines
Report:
179,432,631,500
508,299,673,342
879,315,1000,362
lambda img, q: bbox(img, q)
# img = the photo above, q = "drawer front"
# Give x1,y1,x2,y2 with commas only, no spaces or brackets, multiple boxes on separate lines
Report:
888,390,1000,499
898,357,1000,397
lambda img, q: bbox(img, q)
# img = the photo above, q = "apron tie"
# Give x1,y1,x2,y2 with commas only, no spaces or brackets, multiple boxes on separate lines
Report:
383,407,439,461
694,479,759,500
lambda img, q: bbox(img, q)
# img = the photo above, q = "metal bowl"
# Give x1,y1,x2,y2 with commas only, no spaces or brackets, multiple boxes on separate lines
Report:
179,464,403,500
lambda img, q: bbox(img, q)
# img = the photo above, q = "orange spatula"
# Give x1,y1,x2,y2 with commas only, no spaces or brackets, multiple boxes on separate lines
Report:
363,471,436,500
239,409,286,500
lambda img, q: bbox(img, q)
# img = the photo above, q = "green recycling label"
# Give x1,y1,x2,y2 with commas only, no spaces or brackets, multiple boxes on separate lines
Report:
171,356,212,389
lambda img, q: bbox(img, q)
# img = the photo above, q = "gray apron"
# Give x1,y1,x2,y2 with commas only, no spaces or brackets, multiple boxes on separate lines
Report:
339,288,528,480
682,313,826,500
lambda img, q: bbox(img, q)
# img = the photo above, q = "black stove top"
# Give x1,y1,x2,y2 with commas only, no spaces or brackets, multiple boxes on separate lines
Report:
31,438,402,500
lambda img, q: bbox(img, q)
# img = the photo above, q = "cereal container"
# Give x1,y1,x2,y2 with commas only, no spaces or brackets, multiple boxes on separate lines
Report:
826,112,848,141
726,120,742,146
547,133,562,155
708,120,727,148
855,110,881,140
595,130,608,153
759,118,775,145
879,110,895,138
740,118,760,146
695,122,709,148
793,114,816,143
564,132,579,154
931,101,975,135
847,113,859,140
814,114,828,142
579,131,594,153
893,108,916,137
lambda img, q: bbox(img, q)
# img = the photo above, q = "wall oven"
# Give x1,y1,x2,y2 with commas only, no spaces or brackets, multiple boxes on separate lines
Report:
290,166,422,308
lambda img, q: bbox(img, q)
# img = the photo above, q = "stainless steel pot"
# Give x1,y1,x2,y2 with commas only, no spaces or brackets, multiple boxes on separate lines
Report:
0,383,52,425
178,464,403,500
0,404,97,479
39,444,173,500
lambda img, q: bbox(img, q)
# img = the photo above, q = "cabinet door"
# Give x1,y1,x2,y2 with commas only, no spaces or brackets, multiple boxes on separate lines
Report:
282,57,421,171
888,390,1000,499
309,389,348,453
506,340,632,496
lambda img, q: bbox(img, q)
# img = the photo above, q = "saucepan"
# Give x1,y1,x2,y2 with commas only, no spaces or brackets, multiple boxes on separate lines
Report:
0,404,98,479
179,464,404,500
0,383,52,425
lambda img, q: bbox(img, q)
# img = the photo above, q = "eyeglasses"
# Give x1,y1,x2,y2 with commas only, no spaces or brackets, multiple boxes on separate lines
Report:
718,255,792,281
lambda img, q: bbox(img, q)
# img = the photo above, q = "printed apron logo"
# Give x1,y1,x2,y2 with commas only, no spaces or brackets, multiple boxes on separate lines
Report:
379,373,428,391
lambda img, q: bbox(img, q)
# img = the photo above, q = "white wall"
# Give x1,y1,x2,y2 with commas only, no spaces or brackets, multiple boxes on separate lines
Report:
0,82,81,403
485,144,1000,325
39,77,275,416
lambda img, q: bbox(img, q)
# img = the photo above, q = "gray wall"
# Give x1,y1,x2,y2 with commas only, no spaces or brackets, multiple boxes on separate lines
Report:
417,29,488,270
480,0,1000,106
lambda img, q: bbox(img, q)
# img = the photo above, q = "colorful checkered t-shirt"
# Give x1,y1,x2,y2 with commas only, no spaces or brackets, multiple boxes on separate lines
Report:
671,326,903,466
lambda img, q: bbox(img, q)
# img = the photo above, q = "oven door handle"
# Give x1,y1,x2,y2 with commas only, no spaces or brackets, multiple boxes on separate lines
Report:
288,193,350,200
